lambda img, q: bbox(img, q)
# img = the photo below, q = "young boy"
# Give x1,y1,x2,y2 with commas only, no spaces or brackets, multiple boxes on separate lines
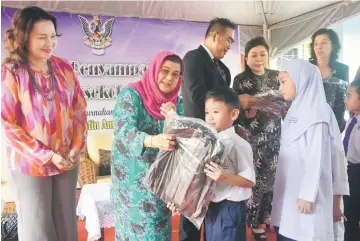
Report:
343,79,360,241
203,87,255,241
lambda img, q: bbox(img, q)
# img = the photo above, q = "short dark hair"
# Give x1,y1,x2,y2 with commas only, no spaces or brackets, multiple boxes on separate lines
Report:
163,55,184,75
205,18,236,38
3,6,60,65
205,87,240,111
350,79,360,96
244,36,270,75
309,28,341,70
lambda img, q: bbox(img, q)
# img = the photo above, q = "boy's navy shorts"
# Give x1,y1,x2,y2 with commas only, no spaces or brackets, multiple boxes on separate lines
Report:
205,199,246,241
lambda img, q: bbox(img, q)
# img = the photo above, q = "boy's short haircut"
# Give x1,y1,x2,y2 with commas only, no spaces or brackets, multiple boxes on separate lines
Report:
205,87,240,111
350,79,360,96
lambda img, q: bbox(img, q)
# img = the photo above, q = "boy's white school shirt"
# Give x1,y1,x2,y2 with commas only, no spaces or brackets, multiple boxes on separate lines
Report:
345,115,360,164
331,115,350,241
210,127,256,203
332,114,360,241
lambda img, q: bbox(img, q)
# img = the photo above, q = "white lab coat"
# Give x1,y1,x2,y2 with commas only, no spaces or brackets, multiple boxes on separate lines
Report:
271,123,334,241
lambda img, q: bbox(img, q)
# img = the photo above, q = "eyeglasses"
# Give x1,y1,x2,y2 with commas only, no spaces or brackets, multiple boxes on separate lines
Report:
159,68,181,80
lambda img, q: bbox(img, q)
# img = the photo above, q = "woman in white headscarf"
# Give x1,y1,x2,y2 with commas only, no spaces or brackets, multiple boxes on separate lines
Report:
270,60,347,241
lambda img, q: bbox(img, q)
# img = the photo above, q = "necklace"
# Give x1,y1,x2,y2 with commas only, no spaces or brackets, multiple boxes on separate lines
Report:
25,60,56,101
36,70,51,79
323,69,336,81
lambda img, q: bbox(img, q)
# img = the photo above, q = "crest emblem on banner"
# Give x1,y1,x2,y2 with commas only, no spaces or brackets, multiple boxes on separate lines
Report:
78,15,115,55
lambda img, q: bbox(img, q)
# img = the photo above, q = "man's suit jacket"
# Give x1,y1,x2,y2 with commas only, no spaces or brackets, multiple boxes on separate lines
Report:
181,45,231,120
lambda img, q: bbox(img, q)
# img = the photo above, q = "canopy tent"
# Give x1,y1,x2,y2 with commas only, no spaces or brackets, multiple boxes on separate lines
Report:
2,0,360,57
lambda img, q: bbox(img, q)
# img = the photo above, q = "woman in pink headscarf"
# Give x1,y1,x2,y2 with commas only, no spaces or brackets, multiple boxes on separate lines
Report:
110,51,184,241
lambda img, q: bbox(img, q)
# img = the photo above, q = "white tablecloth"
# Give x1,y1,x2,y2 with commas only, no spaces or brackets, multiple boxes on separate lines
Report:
76,183,115,241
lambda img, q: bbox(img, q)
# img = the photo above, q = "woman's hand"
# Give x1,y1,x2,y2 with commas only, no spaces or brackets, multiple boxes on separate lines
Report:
167,202,180,214
67,148,80,168
51,153,73,170
160,102,176,119
68,148,80,162
297,198,312,214
150,134,176,151
245,108,257,118
238,94,256,110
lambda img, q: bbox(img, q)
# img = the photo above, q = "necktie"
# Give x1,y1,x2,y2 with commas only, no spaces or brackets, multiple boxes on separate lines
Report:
214,58,221,71
343,117,357,155
213,58,226,81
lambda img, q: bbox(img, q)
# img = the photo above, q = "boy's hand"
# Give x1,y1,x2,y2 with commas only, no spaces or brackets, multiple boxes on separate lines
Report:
297,198,312,214
166,202,180,214
205,162,225,181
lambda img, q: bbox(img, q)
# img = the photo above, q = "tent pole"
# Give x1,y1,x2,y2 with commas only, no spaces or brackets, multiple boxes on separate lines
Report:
259,0,268,41
259,0,273,58
237,25,242,70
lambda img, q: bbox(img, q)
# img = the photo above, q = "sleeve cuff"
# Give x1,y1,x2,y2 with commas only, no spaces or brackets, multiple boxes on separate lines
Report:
41,150,55,165
333,180,350,195
133,132,148,157
298,189,317,203
239,167,256,184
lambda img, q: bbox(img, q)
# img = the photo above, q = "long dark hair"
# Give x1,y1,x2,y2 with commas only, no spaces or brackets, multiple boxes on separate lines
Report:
244,36,270,76
3,6,61,65
309,28,341,70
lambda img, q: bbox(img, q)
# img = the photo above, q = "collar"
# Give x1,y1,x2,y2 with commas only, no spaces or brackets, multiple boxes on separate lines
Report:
218,126,235,137
201,43,215,60
355,115,360,122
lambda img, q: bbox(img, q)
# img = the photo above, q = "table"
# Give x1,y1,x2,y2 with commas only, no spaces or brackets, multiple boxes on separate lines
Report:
76,182,179,240
76,183,114,241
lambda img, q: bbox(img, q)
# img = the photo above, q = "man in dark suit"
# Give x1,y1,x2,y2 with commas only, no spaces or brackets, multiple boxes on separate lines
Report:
180,17,235,241
181,17,235,121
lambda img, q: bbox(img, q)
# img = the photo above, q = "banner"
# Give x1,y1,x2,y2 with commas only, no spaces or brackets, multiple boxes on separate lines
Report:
1,7,241,132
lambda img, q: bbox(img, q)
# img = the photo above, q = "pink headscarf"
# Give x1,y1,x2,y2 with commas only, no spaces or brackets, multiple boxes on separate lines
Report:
129,51,183,120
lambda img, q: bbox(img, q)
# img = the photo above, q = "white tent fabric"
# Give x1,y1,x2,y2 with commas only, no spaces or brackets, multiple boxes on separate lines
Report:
2,0,360,57
267,1,360,57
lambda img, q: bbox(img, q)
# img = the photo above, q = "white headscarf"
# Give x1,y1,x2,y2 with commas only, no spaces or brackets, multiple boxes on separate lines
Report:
281,59,341,147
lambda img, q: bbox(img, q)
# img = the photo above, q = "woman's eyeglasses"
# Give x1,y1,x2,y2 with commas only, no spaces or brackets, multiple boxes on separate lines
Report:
159,69,181,80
